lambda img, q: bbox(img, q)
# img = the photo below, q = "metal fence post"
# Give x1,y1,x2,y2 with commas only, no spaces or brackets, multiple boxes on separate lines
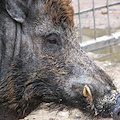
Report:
106,0,111,35
78,0,82,43
92,0,96,40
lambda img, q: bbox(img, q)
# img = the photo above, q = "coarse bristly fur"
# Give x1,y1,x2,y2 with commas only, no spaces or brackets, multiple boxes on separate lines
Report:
0,0,120,120
45,0,74,27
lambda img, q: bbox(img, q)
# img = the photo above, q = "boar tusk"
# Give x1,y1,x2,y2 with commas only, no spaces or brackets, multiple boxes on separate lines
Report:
83,85,93,102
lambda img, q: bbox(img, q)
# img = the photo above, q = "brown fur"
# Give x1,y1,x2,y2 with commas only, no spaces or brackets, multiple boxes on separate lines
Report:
0,0,119,119
45,0,74,27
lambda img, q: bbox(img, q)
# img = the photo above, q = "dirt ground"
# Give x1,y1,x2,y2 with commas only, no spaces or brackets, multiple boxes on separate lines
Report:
22,0,120,120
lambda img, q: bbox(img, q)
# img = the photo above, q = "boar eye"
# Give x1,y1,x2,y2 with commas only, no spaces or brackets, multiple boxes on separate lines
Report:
47,35,58,45
44,33,62,51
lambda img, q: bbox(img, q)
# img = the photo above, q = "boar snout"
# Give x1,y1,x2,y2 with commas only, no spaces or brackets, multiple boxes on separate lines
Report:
113,94,120,120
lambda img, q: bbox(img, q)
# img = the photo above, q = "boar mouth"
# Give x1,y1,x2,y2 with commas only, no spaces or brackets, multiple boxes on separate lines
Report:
67,85,119,118
93,90,118,118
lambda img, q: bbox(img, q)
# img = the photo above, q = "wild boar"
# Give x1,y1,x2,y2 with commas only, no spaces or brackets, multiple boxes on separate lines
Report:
0,0,120,120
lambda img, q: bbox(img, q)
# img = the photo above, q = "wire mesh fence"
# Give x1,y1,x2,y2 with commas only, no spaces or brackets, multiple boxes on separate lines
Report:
72,0,120,51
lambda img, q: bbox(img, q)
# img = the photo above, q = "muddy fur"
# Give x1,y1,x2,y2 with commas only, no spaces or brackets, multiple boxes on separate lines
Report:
0,0,120,120
45,0,74,27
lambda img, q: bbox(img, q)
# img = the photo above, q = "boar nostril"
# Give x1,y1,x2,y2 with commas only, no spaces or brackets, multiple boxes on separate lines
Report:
113,106,120,120
118,111,120,116
113,93,120,120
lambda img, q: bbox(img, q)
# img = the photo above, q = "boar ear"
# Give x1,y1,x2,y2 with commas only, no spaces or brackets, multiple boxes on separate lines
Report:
5,0,31,23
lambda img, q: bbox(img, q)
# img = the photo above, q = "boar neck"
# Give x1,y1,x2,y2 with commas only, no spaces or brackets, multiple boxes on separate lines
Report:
0,105,19,120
